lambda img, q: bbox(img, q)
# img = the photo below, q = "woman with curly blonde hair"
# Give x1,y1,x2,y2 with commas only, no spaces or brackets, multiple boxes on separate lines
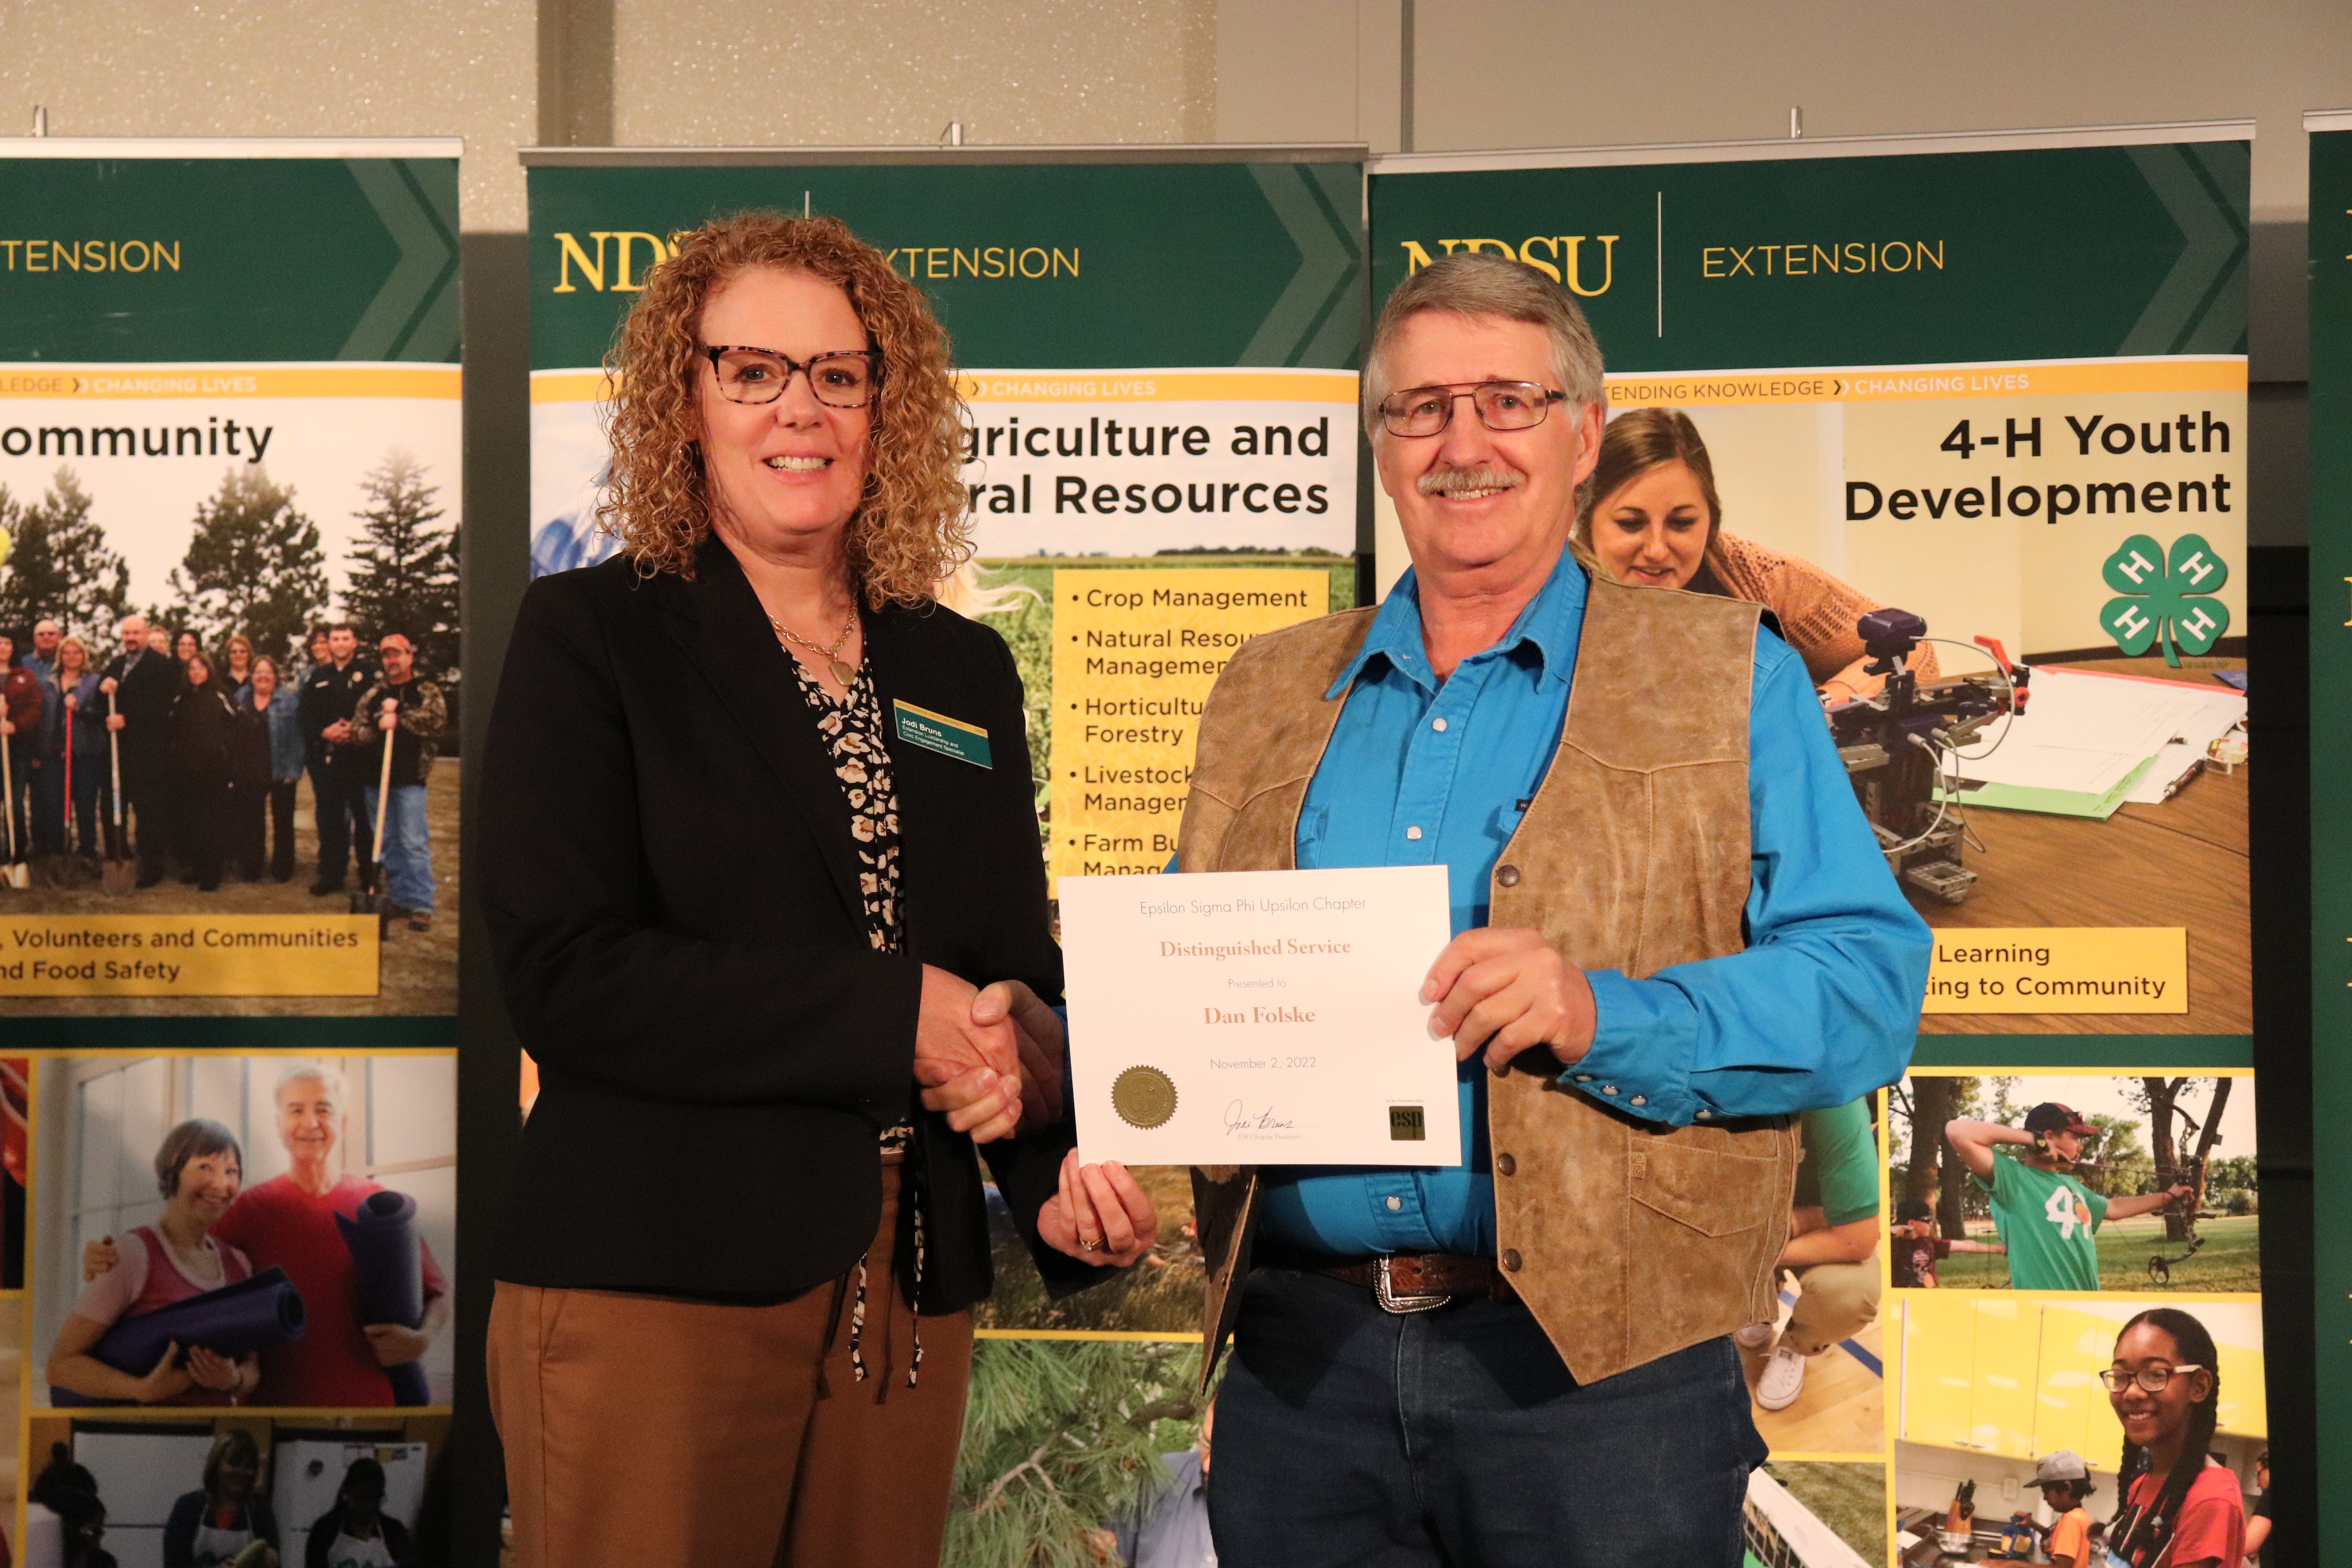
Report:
480,211,1148,1568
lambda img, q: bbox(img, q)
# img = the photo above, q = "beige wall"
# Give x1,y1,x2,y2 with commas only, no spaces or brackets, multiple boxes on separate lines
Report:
0,0,1216,229
608,0,1214,149
1418,1,2341,224
4,0,2342,232
1214,0,1400,151
1217,0,2348,218
0,0,538,230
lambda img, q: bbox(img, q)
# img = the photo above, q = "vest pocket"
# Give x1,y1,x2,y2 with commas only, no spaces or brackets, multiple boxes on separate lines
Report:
1628,1138,1780,1236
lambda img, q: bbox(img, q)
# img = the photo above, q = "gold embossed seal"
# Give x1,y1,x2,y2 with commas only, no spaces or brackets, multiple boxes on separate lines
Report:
1111,1065,1178,1129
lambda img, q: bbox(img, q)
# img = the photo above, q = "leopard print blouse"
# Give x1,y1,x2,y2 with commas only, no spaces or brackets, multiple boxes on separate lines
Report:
787,652,924,1386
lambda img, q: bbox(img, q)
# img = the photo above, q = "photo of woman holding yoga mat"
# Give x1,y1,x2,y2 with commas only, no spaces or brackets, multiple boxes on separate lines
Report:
30,1052,456,1410
45,1116,264,1405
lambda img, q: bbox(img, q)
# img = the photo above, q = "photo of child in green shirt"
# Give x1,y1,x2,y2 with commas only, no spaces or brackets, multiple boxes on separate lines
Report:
1945,1103,2195,1292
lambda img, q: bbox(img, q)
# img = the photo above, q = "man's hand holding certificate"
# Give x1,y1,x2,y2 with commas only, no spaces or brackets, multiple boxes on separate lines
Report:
1060,865,1464,1165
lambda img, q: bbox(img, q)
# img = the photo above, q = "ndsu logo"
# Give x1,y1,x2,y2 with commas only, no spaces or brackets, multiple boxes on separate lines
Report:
1398,235,1619,296
550,230,681,294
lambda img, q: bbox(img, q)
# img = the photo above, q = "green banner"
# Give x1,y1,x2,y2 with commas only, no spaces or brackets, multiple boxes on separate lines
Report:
528,159,1360,372
525,151,1363,919
0,156,459,364
2306,117,2352,1568
1372,141,2247,370
0,145,465,1566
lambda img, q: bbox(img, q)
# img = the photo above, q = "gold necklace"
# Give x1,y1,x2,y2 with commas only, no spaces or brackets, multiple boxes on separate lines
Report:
768,609,858,688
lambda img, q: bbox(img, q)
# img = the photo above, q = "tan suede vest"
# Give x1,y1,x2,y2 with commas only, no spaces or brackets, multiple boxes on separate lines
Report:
1178,569,1799,1386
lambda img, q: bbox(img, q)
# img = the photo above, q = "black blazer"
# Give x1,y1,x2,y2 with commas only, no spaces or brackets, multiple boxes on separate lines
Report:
481,536,1093,1306
103,649,179,775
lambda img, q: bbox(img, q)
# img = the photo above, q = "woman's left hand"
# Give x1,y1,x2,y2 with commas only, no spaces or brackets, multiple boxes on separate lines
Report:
1039,1151,1158,1266
185,1344,241,1393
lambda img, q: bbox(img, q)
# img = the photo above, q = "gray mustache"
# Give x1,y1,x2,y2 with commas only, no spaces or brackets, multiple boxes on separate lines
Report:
1417,464,1524,497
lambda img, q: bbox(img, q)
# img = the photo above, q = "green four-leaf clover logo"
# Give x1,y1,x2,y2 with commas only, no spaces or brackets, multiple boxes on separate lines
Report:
2100,534,2230,666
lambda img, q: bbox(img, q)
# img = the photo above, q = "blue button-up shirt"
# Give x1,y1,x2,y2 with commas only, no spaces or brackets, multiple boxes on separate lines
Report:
1254,550,1929,1259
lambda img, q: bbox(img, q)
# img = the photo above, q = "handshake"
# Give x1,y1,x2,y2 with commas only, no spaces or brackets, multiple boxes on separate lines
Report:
911,964,1065,1145
912,965,1157,1267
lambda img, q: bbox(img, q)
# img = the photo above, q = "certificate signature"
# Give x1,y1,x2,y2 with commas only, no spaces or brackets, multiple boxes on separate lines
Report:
1222,1100,1298,1134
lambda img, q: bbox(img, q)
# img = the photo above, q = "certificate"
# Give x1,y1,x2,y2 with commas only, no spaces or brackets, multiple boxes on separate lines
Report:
1061,865,1461,1166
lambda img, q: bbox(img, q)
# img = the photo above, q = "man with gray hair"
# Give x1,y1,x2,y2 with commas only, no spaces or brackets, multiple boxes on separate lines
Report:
24,619,62,684
1109,253,1930,1566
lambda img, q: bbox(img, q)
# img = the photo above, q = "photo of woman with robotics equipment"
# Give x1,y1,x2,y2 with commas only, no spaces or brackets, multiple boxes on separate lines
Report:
1575,405,1940,695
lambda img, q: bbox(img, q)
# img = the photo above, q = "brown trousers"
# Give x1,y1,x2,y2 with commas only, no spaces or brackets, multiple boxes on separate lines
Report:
488,1160,975,1568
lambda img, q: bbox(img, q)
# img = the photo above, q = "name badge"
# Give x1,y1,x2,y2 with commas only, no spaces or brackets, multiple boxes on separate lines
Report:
892,699,991,769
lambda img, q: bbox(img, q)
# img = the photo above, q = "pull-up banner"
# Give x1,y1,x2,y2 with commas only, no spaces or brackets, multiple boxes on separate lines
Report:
0,140,463,1018
0,139,463,1568
523,148,1365,887
1372,126,2258,1566
2304,107,2352,1568
520,146,1363,1568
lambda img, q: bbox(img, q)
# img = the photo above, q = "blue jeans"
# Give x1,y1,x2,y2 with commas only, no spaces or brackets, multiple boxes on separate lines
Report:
363,783,434,911
1207,1269,1764,1568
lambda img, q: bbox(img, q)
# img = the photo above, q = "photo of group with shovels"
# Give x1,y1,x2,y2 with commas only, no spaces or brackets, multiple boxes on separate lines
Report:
1,614,441,906
0,452,460,1013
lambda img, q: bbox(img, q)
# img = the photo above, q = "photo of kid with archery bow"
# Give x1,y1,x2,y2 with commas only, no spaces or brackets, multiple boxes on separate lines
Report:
1890,1074,2257,1293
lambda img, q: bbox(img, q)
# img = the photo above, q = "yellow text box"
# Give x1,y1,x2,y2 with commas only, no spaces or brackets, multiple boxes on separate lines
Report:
958,370,1357,404
0,916,379,996
1923,927,2186,1013
532,367,1362,407
1049,568,1328,887
1604,356,2244,408
0,366,460,400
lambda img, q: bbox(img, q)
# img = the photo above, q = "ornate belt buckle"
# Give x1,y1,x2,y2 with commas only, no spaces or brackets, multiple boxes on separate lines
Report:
1373,1256,1451,1314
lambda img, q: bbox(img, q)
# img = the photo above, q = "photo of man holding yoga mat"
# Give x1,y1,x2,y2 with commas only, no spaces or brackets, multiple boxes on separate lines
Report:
28,1052,456,1410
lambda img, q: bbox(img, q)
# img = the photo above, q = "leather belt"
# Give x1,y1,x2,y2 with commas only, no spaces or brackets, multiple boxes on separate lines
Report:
1315,1252,1518,1314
